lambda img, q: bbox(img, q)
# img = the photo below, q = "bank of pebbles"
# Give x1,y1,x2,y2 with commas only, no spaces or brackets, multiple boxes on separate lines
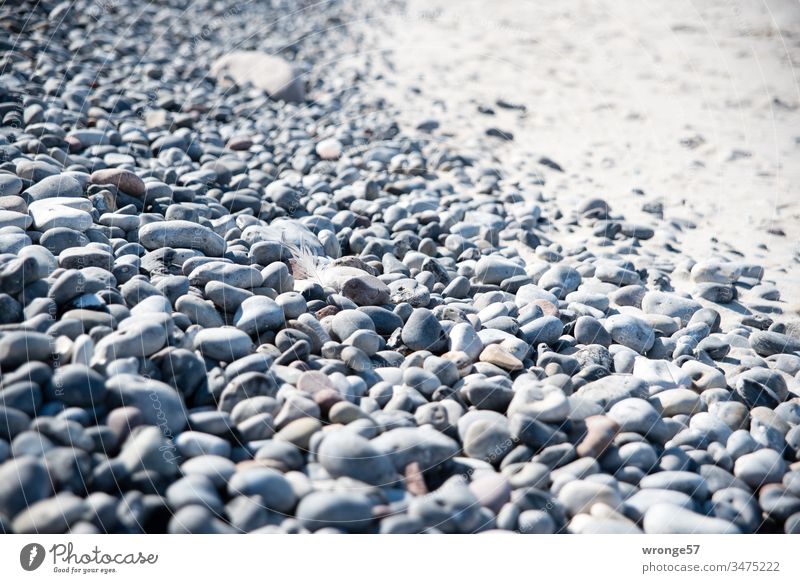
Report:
1,0,799,535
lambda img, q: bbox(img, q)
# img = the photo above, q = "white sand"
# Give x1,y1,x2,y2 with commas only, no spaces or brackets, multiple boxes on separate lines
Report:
357,0,800,310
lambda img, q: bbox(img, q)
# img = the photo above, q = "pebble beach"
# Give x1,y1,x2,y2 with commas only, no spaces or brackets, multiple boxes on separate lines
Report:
0,0,799,535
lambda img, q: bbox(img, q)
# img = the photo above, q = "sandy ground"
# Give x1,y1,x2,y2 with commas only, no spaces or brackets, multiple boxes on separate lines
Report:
349,0,800,310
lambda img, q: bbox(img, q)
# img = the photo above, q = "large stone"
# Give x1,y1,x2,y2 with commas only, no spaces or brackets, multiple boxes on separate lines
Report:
211,51,305,102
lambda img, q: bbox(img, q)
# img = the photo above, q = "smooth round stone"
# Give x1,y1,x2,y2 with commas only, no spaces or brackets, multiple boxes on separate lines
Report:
517,509,556,534
48,364,106,407
189,261,263,289
463,417,514,465
681,360,726,391
276,292,307,319
180,455,236,488
317,430,396,486
689,412,733,443
401,308,448,353
449,322,483,360
22,174,83,202
479,344,523,371
625,489,695,522
632,357,690,390
340,274,390,306
117,426,180,476
575,415,618,458
537,264,581,296
650,388,700,417
508,385,569,422
641,291,702,324
423,356,460,393
572,374,648,410
574,316,612,347
90,168,145,197
274,418,322,449
139,220,225,257
643,503,740,534
475,255,525,284
371,427,460,471
194,328,253,362
749,331,800,357
176,431,231,458
227,468,296,513
639,471,709,499
734,368,788,408
408,478,483,533
709,488,763,533
0,173,23,196
557,479,622,517
11,492,86,534
734,449,787,489
328,402,369,426
295,491,373,532
254,441,304,472
468,472,511,514
0,210,32,229
168,505,236,534
316,138,342,160
261,262,294,293
234,296,285,335
238,412,276,441
520,315,563,345
28,199,93,232
205,281,252,313
359,306,403,336
0,457,53,518
0,331,52,369
604,314,655,353
331,309,375,341
166,474,223,513
607,398,670,443
105,375,188,434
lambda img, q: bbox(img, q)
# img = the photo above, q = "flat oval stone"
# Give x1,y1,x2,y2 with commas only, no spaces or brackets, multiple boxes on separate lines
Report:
643,503,740,534
295,491,373,532
22,174,83,202
318,430,397,486
48,364,106,407
105,375,188,433
194,327,253,362
604,314,655,353
372,426,459,471
139,220,225,257
91,168,146,197
734,449,787,489
227,468,296,513
233,296,285,335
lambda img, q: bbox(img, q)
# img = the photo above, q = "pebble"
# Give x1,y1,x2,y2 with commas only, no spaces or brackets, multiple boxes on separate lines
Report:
194,328,253,362
139,220,225,257
401,308,449,352
295,491,373,532
604,314,655,353
557,480,622,517
644,503,740,534
734,449,787,489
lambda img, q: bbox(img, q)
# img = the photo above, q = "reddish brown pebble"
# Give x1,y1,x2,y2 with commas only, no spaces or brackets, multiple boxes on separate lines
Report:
314,388,344,416
90,168,146,198
532,298,560,318
577,415,619,458
315,305,339,319
404,462,428,496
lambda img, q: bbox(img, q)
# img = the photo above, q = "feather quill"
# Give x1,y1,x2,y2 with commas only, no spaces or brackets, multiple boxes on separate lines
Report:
280,231,328,284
